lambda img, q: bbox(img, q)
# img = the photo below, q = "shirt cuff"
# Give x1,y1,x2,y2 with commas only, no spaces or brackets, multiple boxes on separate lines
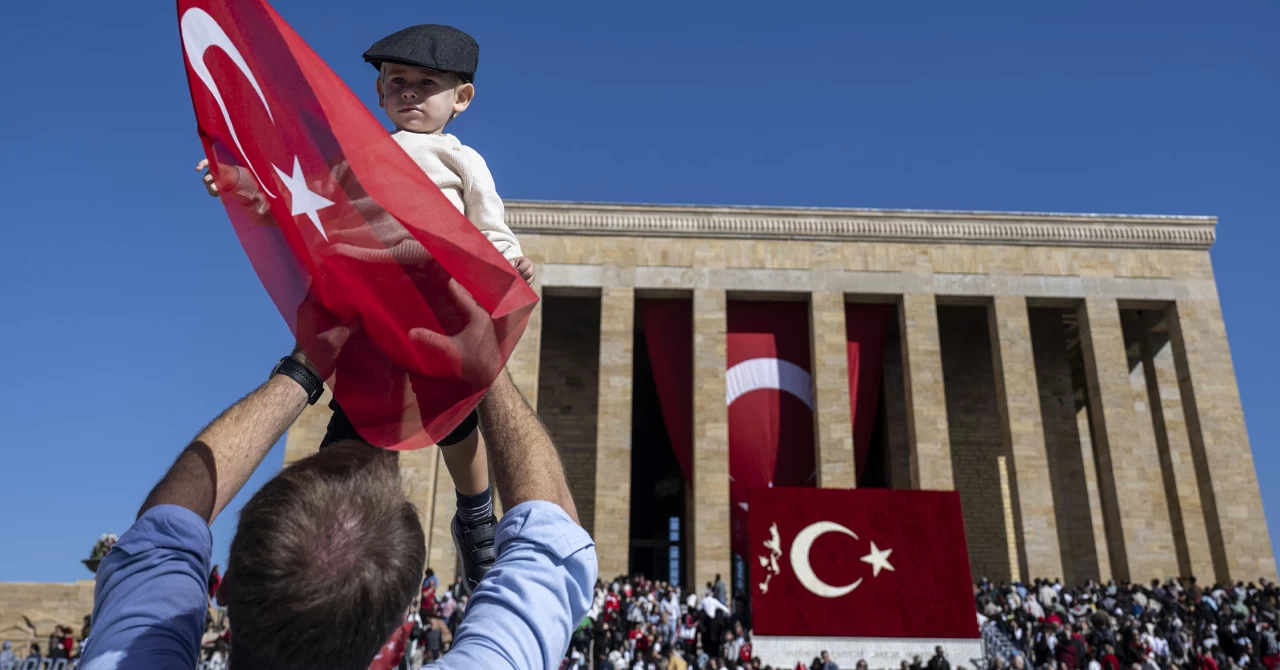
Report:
494,501,593,561
111,504,213,558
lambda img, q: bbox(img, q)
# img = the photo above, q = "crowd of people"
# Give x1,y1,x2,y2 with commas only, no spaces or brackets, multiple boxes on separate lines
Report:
554,573,926,670
0,618,91,669
6,573,1279,670
976,577,1280,670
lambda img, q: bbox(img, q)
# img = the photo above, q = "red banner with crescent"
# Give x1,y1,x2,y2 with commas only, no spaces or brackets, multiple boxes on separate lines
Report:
177,0,537,449
750,488,978,639
728,301,815,556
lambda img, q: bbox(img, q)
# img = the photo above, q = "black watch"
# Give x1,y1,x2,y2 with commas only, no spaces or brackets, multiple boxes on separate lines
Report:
271,356,324,405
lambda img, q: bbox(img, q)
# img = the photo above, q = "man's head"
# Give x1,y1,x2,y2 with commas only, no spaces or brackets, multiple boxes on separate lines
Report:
935,646,946,657
221,441,425,670
823,651,831,662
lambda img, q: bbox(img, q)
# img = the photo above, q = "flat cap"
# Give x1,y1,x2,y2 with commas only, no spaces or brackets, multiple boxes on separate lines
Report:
363,24,479,82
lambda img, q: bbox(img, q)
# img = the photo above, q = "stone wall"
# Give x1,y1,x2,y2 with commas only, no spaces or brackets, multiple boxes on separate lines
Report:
536,294,602,536
938,305,1010,582
1029,307,1102,583
0,581,94,654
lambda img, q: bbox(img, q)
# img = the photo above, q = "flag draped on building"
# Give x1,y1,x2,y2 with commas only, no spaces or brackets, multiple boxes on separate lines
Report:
750,488,979,639
178,0,536,449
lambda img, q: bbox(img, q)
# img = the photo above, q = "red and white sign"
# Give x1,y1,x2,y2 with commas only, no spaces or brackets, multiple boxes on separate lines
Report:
178,0,536,449
750,488,978,640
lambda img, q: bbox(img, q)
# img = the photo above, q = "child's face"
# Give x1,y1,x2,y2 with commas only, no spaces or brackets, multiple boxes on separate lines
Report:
376,63,474,134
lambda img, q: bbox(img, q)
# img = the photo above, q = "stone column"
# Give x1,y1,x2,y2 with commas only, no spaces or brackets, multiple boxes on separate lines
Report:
428,449,459,585
882,323,913,491
594,287,635,578
400,446,439,572
1138,318,1215,579
1168,300,1277,581
899,294,953,490
1077,297,1177,581
810,292,855,488
989,296,1063,580
692,288,731,588
508,281,544,408
283,388,332,466
1077,407,1113,582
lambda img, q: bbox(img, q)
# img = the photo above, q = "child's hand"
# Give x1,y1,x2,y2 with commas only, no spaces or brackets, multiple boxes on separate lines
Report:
196,159,221,197
510,256,535,286
196,158,239,198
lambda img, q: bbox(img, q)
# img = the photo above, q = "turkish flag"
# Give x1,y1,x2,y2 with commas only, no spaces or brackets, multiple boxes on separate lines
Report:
749,488,978,639
727,302,815,555
178,0,536,449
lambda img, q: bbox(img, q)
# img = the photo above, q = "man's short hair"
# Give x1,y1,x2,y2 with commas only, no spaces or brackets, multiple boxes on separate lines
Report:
225,441,426,669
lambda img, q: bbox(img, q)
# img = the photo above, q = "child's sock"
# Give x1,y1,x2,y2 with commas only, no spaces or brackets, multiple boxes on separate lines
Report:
456,489,493,527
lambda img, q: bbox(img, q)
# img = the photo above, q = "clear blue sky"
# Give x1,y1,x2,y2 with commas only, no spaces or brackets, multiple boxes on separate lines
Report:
0,1,1276,583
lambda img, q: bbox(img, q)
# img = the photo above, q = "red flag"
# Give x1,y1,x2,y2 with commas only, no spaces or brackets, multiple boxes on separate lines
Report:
178,0,537,449
727,301,815,555
749,488,978,639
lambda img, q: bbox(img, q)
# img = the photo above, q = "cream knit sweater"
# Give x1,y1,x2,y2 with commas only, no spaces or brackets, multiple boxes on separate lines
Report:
226,132,522,264
390,131,521,261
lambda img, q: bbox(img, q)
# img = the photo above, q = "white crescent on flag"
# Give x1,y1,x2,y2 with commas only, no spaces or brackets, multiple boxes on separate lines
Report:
725,357,813,409
180,8,276,197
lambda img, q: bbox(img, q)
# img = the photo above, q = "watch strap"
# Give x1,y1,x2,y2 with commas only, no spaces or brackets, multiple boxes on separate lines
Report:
273,356,324,405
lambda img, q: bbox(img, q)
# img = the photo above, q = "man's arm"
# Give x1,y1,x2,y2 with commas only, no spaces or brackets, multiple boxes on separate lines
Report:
140,360,309,524
430,368,596,670
81,361,309,669
475,368,578,523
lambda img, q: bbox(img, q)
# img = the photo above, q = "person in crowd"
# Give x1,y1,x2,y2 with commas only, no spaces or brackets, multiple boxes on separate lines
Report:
46,627,61,661
0,641,14,668
78,347,595,670
928,645,951,670
208,564,222,600
79,614,92,653
820,650,839,670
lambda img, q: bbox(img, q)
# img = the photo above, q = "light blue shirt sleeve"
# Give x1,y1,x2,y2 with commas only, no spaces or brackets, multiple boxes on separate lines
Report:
78,505,212,670
430,501,598,670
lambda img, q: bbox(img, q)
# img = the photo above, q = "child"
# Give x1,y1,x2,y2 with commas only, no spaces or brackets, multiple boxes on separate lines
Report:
197,24,522,595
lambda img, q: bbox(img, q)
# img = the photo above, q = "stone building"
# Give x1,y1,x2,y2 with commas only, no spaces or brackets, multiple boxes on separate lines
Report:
281,200,1273,593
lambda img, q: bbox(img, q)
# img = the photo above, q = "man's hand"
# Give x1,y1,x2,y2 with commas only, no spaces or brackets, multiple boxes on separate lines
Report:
510,256,536,286
407,275,501,386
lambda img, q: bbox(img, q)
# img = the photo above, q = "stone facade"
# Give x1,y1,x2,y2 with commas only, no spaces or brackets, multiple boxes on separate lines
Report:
10,201,1268,624
505,200,1272,584
0,581,94,654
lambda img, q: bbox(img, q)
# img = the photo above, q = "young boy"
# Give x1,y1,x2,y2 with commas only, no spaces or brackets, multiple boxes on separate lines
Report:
197,24,525,595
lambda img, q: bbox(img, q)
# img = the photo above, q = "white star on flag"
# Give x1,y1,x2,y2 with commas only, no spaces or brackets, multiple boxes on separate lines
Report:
273,156,334,240
860,541,894,577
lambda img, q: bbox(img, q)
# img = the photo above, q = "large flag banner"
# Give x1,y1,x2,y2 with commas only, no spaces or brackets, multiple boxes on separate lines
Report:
728,302,816,556
177,0,537,449
750,488,978,640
